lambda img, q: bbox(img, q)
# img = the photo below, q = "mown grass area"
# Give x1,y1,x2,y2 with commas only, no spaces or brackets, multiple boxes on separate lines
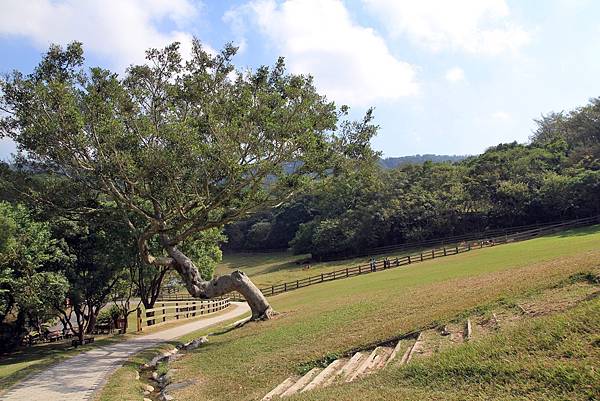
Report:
217,247,422,288
167,225,600,401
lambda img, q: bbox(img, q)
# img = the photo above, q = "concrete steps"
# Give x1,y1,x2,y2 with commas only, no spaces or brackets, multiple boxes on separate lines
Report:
301,359,346,392
261,377,297,401
262,320,471,399
280,367,321,398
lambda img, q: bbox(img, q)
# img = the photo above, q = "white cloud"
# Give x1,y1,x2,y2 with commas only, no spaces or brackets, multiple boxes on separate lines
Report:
0,0,202,69
445,67,465,83
491,111,511,121
226,0,418,106
363,0,531,55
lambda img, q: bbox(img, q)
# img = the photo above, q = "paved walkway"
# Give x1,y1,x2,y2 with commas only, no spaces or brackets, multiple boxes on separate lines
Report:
0,302,250,401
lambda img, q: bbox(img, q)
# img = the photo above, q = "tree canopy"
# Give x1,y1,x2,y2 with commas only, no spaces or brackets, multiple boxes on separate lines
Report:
0,40,378,319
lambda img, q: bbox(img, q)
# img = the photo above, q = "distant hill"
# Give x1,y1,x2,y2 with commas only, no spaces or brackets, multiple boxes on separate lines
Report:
380,154,469,169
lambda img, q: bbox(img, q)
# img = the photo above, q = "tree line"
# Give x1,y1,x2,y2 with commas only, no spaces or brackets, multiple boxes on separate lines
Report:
225,99,600,260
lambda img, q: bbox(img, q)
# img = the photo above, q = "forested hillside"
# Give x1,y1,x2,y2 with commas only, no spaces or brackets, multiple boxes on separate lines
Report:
379,154,468,169
225,98,600,259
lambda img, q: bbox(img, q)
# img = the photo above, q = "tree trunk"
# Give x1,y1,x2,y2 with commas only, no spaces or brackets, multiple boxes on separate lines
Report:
86,310,98,334
74,310,85,345
165,245,274,320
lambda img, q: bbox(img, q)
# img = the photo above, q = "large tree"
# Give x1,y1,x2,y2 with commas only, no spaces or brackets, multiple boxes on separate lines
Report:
0,40,377,319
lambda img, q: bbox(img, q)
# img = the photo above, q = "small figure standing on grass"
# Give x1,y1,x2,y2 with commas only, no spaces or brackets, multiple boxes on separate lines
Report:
370,257,376,272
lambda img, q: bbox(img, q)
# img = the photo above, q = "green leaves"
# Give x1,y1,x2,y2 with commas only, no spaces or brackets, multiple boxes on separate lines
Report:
0,202,70,325
1,39,378,261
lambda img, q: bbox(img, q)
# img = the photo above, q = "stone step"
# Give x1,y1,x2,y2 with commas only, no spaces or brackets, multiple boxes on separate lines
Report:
372,347,394,370
405,332,424,364
466,319,473,340
261,377,297,401
301,359,346,393
399,340,415,365
281,367,321,397
386,338,410,366
346,346,386,382
322,358,350,387
338,352,367,382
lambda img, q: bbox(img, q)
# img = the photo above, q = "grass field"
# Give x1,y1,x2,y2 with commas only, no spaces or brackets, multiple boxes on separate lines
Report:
216,247,423,288
163,225,600,401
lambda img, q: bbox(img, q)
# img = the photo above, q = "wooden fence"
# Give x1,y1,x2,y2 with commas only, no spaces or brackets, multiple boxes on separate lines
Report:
318,216,600,260
158,291,246,303
136,297,230,332
259,215,600,297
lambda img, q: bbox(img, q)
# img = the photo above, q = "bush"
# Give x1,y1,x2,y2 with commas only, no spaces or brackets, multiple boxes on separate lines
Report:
97,304,122,326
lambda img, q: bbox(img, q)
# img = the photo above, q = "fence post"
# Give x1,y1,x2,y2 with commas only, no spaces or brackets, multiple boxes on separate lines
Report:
163,306,166,323
443,247,447,256
408,255,411,264
455,245,458,254
358,266,362,274
432,249,435,259
420,252,423,261
136,307,142,332
284,283,287,292
176,302,179,320
296,280,299,289
321,273,324,282
468,243,471,251
346,268,349,277
271,286,274,296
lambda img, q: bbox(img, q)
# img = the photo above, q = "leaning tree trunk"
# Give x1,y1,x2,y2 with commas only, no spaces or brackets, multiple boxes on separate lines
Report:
165,245,274,320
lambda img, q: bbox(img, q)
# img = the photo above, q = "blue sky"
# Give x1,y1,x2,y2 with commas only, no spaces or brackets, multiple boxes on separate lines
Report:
1,0,599,160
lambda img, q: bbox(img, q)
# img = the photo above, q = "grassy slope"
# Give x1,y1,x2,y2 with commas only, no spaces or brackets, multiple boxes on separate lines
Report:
169,225,600,401
297,297,600,401
217,248,421,288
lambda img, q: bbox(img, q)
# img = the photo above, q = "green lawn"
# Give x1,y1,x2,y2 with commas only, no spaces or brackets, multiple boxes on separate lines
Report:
165,225,600,401
217,247,425,288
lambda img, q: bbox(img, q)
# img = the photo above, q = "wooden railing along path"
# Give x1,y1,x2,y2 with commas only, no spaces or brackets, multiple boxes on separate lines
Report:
258,215,600,297
136,297,230,332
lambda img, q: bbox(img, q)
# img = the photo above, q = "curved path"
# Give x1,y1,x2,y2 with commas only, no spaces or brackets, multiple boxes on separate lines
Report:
0,302,250,401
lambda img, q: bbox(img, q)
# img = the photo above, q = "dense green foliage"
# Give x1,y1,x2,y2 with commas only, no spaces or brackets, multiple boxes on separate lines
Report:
226,99,600,259
0,202,69,349
0,40,376,316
